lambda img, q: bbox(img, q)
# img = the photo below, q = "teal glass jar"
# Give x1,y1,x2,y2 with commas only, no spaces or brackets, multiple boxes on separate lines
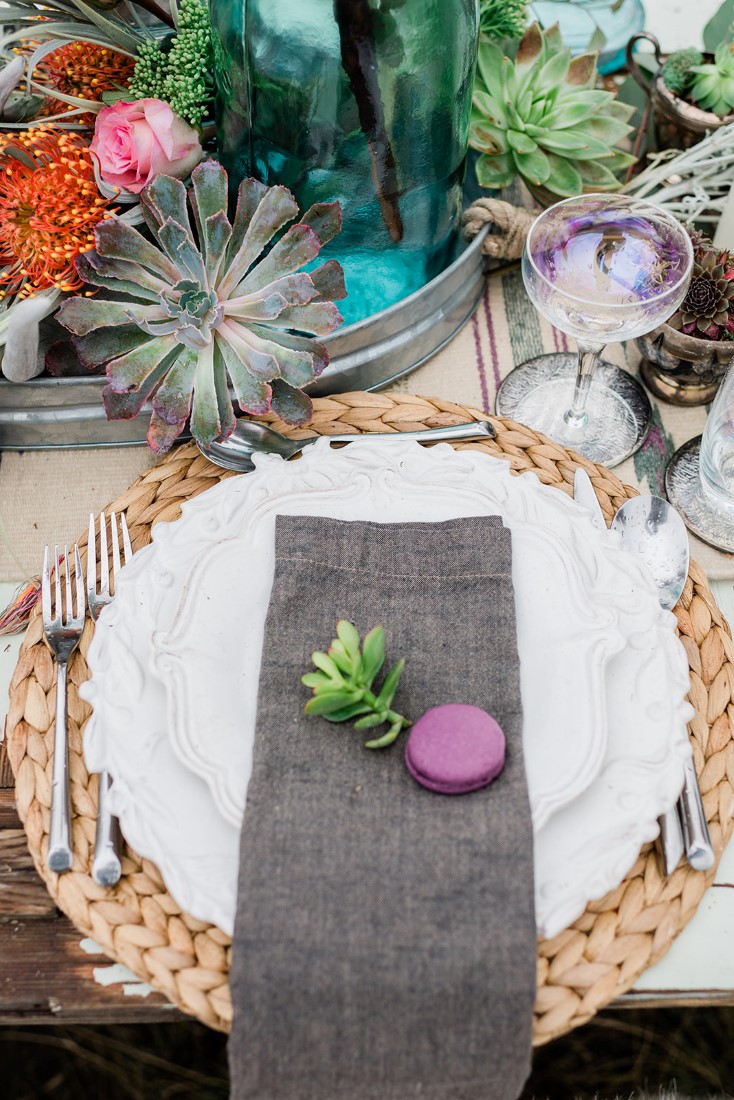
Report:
212,0,479,325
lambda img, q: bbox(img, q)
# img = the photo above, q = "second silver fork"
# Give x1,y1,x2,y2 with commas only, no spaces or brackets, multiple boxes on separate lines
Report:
87,510,132,887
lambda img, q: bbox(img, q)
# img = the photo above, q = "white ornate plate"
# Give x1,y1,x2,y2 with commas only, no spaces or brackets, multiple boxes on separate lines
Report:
81,440,694,939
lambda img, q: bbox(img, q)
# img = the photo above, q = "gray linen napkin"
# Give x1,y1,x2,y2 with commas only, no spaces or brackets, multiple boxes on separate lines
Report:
229,515,535,1100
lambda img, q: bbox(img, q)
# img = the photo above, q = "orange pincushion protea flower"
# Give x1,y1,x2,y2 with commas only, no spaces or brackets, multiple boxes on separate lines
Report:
38,42,135,120
0,128,116,298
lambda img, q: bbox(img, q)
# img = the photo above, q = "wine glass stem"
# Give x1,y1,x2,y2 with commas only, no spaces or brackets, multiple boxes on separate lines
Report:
564,342,603,429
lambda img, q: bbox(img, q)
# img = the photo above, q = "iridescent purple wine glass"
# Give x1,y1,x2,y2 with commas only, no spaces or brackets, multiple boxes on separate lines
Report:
496,194,693,467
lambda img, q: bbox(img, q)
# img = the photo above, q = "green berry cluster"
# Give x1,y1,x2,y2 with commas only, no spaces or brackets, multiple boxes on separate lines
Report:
128,0,214,127
479,0,528,42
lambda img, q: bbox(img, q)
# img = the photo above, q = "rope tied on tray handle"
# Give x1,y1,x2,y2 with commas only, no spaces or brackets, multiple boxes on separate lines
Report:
462,198,536,260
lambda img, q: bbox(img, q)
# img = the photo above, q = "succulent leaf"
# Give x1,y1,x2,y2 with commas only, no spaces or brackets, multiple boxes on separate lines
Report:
270,378,313,426
151,346,197,425
58,160,345,452
544,153,583,198
213,336,271,415
470,22,634,198
74,325,150,369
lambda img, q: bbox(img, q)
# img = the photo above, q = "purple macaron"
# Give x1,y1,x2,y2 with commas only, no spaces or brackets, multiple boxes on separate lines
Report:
404,704,506,795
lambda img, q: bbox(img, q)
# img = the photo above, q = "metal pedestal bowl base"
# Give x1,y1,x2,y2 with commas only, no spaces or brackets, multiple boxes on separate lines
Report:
495,353,652,468
665,436,734,554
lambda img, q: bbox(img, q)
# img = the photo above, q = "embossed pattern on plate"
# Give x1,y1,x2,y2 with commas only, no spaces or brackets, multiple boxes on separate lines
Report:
81,441,693,939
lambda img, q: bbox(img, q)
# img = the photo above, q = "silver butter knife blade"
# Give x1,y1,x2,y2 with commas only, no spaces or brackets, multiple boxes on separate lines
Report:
573,468,607,531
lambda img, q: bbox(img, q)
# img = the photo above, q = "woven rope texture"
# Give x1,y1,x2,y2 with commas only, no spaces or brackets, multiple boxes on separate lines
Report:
6,393,734,1044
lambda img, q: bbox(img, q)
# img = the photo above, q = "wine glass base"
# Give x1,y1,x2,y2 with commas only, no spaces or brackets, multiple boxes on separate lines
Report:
495,353,652,467
665,436,734,553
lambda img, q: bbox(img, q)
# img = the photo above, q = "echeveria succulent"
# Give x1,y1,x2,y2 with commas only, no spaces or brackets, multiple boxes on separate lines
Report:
669,235,734,340
690,43,734,117
57,159,346,452
470,22,636,197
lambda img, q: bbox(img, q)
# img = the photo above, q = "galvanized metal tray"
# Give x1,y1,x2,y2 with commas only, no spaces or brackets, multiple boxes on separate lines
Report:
0,226,489,450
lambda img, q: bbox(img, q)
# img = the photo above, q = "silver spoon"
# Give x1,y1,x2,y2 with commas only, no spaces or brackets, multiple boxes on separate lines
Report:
198,419,496,472
612,495,714,873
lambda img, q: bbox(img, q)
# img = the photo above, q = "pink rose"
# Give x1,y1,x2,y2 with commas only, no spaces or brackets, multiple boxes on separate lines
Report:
90,99,203,195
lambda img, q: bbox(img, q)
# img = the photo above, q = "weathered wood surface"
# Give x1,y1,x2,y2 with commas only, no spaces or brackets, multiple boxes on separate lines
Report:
0,739,183,1025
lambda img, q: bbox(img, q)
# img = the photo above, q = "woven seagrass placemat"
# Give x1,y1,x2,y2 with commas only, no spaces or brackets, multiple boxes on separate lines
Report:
5,392,734,1045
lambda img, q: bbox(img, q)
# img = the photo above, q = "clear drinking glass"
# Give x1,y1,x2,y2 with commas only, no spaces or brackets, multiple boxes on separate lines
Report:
665,362,734,552
496,194,694,467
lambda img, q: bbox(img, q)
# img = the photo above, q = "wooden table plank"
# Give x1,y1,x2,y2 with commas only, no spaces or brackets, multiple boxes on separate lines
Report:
0,920,183,1025
0,785,184,1024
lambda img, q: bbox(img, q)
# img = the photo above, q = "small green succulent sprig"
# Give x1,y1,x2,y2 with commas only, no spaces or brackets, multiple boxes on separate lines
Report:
302,621,411,749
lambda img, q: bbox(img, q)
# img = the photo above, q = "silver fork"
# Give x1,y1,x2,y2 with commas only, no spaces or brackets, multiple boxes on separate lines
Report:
42,544,85,874
87,511,132,888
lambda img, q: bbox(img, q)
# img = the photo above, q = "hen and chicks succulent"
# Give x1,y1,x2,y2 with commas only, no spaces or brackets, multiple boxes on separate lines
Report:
669,231,734,341
58,160,346,452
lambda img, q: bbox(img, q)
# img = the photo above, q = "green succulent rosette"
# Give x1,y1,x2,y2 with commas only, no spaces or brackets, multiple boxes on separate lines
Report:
57,160,346,453
469,21,637,198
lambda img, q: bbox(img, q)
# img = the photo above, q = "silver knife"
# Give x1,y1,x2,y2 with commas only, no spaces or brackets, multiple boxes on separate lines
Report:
573,467,686,876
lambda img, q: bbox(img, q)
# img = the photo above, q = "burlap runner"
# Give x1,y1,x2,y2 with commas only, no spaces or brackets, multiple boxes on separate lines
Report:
0,269,729,582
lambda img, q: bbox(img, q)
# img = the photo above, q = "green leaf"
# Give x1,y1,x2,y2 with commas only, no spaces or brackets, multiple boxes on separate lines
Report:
144,175,191,243
543,90,613,128
151,345,197,425
360,626,385,687
269,378,313,427
322,703,374,723
311,651,343,680
512,146,551,185
704,0,734,52
214,334,272,416
577,159,624,190
365,719,406,750
469,121,508,155
353,712,386,731
327,640,355,676
507,129,538,154
190,341,222,449
535,47,571,93
57,298,166,336
537,130,613,159
515,22,544,73
601,148,637,174
305,690,364,716
73,325,150,370
476,36,506,100
586,115,633,146
472,89,507,128
217,184,300,298
190,160,228,245
95,220,182,285
566,52,598,89
474,152,515,189
375,658,405,711
301,672,332,689
106,336,180,394
543,153,583,198
298,202,342,247
336,620,361,657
